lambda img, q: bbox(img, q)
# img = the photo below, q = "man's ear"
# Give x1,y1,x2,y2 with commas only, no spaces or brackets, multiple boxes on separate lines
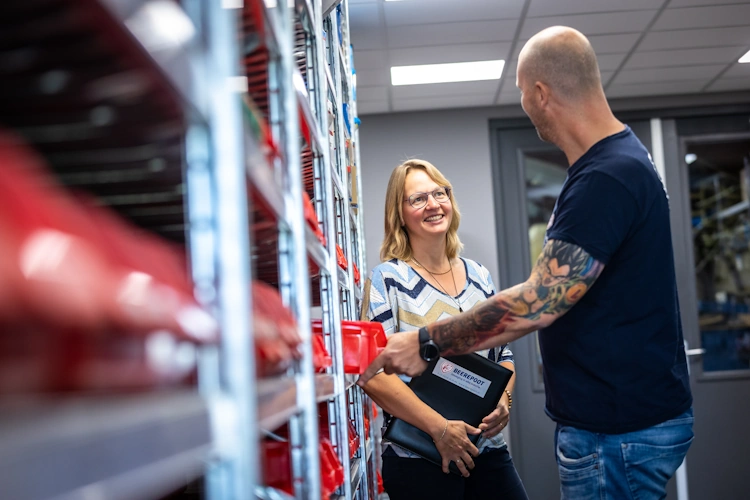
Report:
536,81,550,108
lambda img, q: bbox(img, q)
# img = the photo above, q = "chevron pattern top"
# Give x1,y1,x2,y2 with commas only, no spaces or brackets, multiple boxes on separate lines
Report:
361,257,514,457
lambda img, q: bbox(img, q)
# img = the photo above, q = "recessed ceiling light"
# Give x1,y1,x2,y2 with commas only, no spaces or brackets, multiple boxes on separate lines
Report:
391,60,505,86
740,49,750,63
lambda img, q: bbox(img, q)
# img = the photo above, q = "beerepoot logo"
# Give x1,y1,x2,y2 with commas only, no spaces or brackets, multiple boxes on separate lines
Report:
433,358,491,398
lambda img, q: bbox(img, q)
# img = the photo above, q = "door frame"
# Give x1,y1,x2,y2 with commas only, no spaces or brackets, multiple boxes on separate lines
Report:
662,124,750,381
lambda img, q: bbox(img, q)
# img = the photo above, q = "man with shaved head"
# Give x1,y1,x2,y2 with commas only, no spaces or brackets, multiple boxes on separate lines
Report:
360,26,693,499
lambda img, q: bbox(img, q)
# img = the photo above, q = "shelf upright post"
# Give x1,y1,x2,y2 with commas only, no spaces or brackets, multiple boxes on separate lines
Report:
273,1,322,498
309,1,355,498
197,1,257,499
337,3,375,490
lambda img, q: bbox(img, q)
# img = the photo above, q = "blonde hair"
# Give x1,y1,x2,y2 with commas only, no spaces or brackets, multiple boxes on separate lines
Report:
380,159,463,262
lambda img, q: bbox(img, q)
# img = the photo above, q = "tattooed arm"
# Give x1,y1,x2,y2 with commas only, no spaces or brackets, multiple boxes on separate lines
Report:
434,239,604,355
359,239,604,383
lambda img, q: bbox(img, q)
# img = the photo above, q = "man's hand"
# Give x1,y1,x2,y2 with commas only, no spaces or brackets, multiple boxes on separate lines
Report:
357,330,426,386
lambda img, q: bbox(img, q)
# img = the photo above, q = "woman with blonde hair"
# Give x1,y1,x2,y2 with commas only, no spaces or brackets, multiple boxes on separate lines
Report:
360,159,527,499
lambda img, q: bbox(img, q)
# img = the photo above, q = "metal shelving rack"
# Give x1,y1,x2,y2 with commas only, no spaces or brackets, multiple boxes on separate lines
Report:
288,1,376,499
0,0,214,498
0,0,373,498
197,0,376,498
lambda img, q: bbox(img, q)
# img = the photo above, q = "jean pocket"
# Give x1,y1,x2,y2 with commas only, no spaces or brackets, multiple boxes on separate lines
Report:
620,434,694,467
621,435,694,500
557,447,600,478
556,433,600,479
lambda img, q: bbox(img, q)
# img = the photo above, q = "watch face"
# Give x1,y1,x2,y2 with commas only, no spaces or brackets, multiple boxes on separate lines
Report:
420,342,439,361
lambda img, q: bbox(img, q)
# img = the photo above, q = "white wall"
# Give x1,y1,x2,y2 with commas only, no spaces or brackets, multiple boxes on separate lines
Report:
358,105,526,288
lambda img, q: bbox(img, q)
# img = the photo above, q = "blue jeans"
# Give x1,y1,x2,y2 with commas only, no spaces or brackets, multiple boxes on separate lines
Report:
554,408,694,500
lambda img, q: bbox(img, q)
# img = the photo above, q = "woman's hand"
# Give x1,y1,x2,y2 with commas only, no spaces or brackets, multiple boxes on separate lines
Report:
433,419,481,477
478,394,510,439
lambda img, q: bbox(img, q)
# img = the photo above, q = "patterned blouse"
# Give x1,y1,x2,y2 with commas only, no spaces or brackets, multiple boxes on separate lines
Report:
361,257,514,457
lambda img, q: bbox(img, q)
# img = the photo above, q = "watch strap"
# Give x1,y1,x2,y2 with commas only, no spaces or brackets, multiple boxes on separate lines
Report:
418,326,430,345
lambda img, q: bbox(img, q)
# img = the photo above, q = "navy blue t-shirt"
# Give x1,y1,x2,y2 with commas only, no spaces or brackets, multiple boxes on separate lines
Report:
540,126,692,434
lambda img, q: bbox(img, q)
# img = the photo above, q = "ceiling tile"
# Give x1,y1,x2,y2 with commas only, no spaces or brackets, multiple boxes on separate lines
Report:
353,49,388,70
607,80,706,98
384,0,525,26
347,0,750,114
392,93,493,112
528,0,657,17
391,80,500,99
387,19,518,49
640,26,750,51
388,43,512,67
496,89,521,105
723,63,750,79
355,68,391,87
668,0,749,7
653,4,750,31
612,64,725,85
706,77,750,93
348,3,385,50
358,99,390,115
626,46,748,69
357,86,389,102
586,33,642,54
597,53,628,72
520,10,657,39
350,27,386,51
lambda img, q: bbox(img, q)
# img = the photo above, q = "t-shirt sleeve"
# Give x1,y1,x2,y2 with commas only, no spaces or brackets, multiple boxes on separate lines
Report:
546,172,638,265
361,267,398,335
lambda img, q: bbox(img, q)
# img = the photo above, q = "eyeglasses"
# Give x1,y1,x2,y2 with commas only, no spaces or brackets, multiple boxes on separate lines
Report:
404,188,452,209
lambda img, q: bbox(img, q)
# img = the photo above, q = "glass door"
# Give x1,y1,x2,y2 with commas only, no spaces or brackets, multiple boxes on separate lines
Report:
685,134,750,376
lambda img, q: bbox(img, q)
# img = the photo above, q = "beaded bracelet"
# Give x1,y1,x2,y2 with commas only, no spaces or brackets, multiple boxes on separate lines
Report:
505,390,513,410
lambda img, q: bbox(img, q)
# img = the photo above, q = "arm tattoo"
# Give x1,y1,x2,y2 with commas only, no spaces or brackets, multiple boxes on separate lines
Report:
432,239,605,355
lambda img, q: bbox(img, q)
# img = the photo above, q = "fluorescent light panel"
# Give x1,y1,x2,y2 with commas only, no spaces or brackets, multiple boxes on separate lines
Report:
740,49,750,63
391,60,505,86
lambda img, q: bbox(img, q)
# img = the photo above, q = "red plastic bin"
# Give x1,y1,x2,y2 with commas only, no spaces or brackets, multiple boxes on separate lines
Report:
262,440,294,495
320,438,344,498
336,244,348,270
311,320,387,374
312,333,332,373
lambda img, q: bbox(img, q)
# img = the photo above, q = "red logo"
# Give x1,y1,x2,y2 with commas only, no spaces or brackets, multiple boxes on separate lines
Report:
441,362,454,373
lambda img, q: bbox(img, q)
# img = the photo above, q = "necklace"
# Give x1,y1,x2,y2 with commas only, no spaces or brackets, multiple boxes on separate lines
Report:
410,257,452,275
412,257,463,312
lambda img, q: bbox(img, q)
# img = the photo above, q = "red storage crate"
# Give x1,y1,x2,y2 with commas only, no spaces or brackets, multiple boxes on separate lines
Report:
311,320,387,374
312,333,332,373
348,418,360,459
341,321,387,374
319,438,344,498
353,262,361,285
302,191,326,247
336,244,347,270
262,440,294,495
